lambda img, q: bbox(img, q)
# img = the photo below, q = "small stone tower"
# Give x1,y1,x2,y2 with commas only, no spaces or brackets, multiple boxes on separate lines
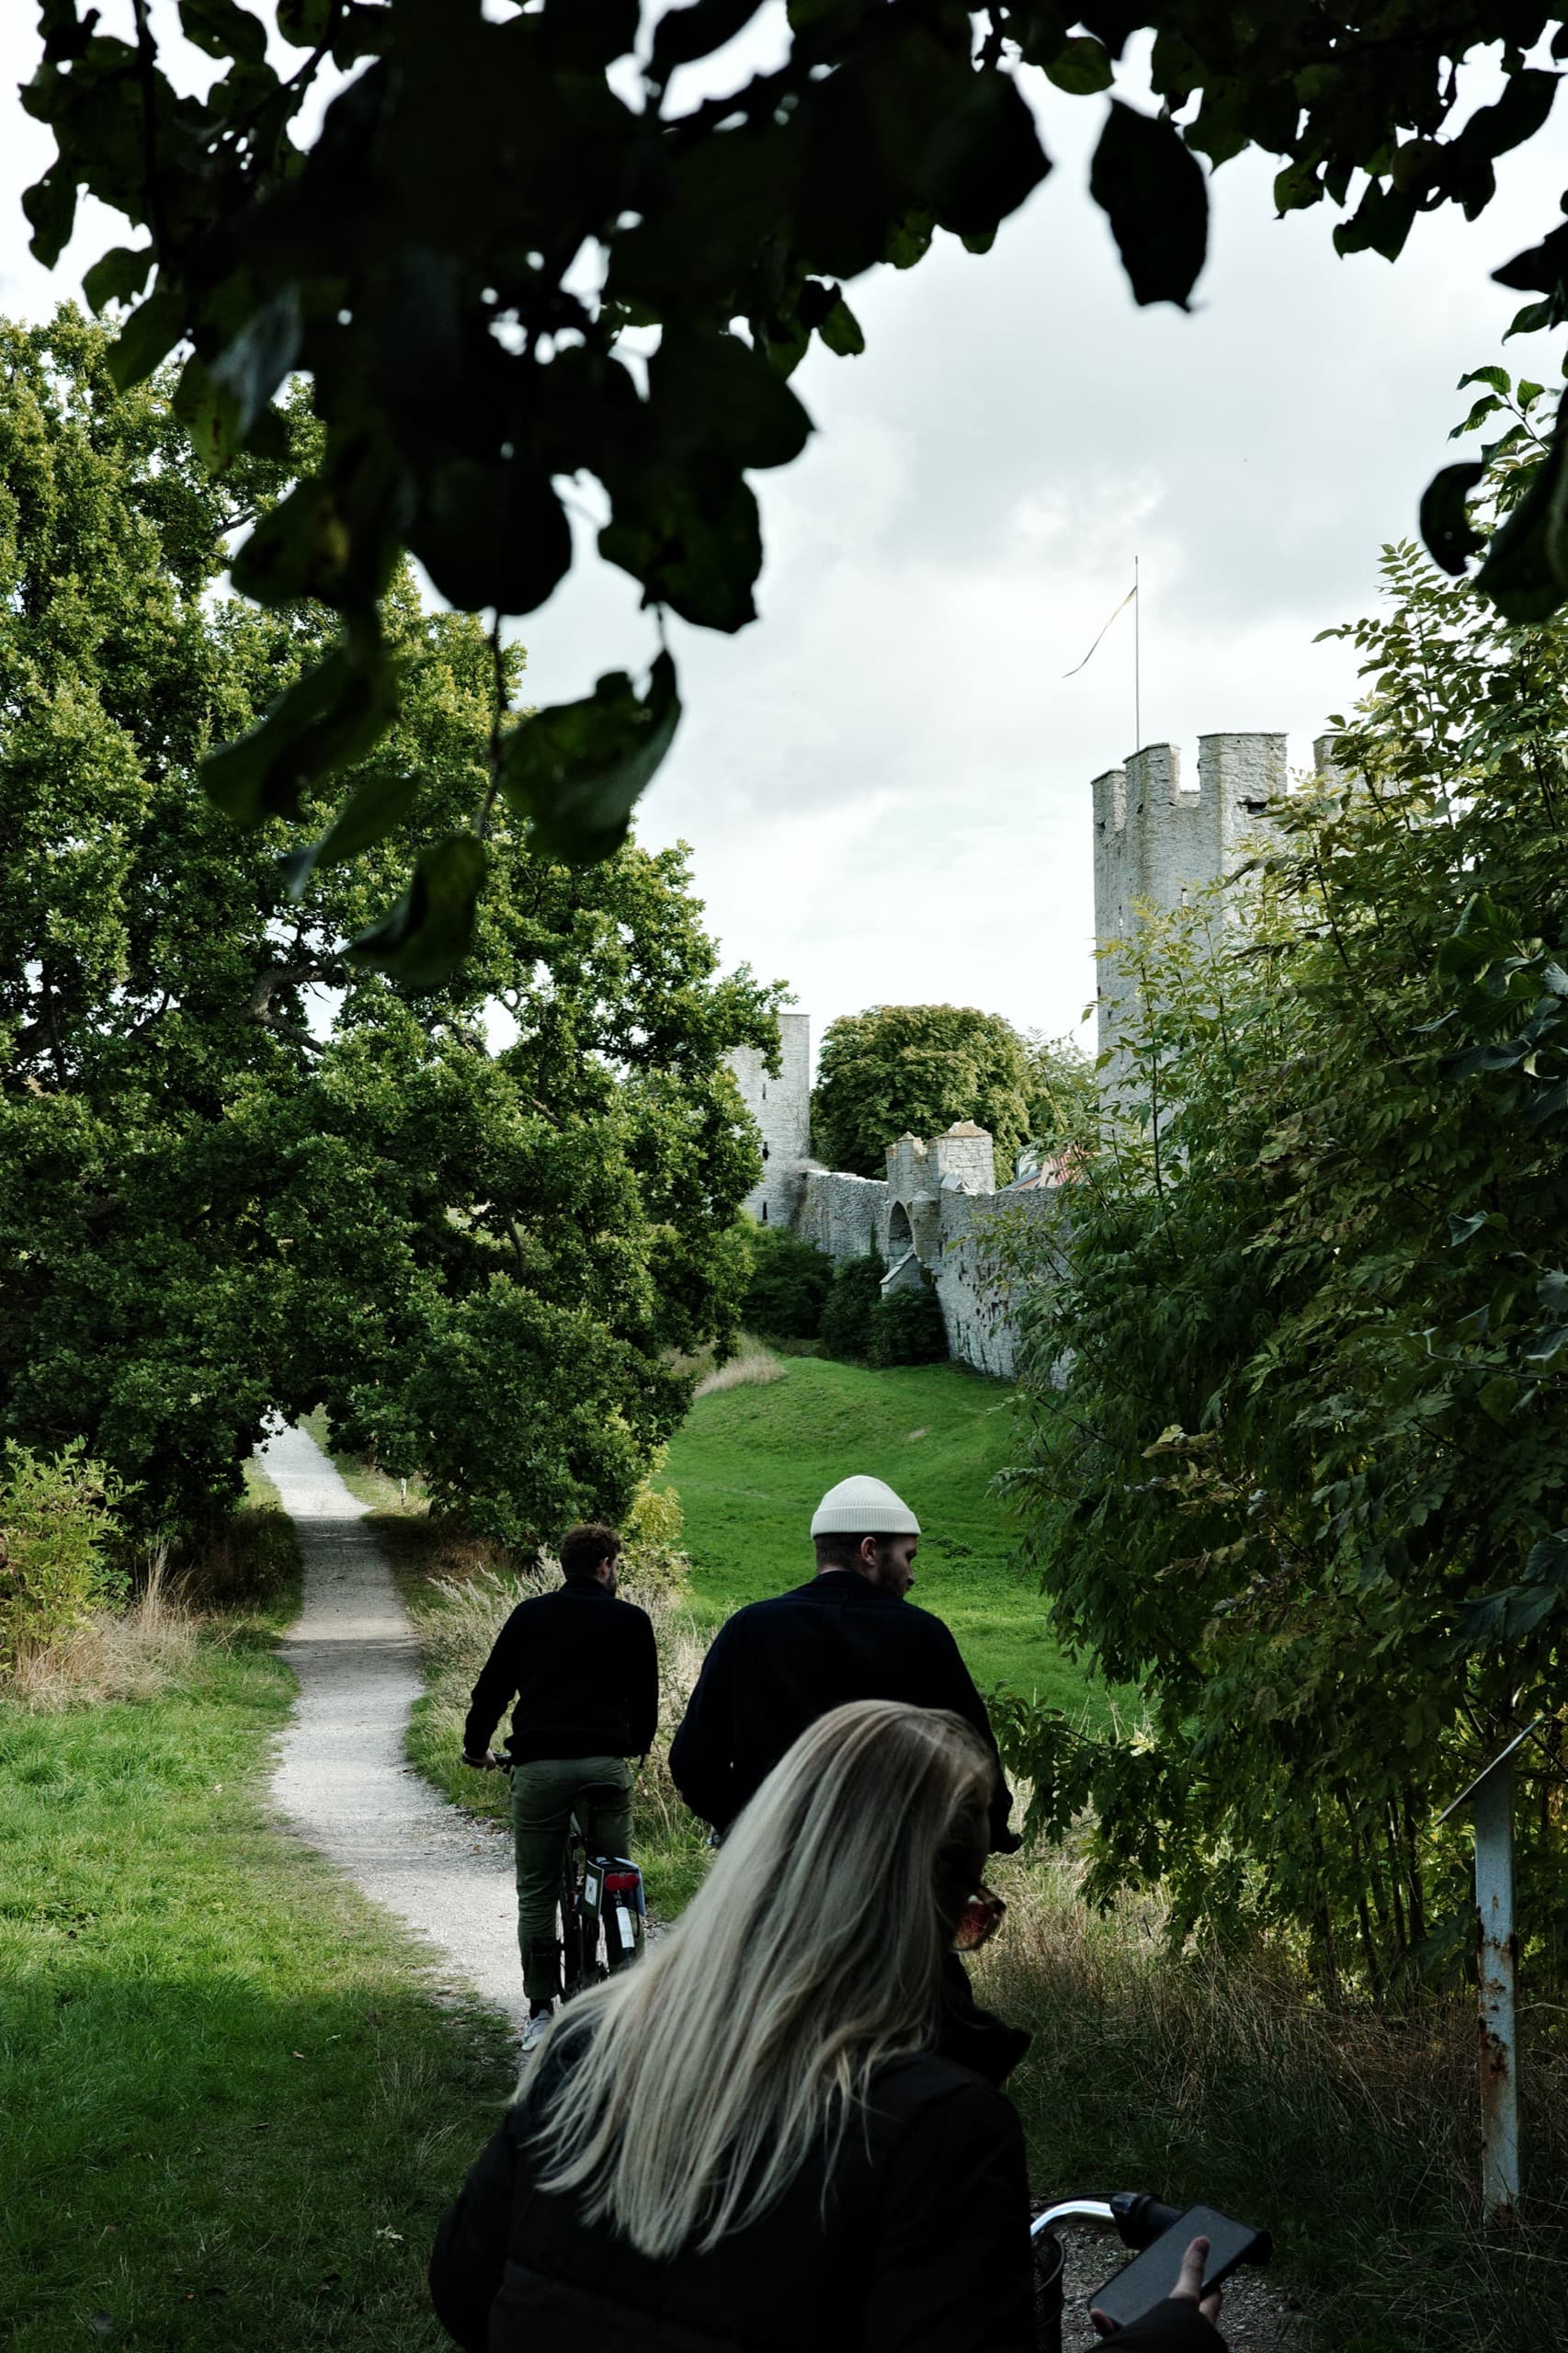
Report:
729,1010,811,1228
1092,732,1288,1062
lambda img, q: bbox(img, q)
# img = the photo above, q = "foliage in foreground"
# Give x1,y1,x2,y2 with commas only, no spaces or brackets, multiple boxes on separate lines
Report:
1,313,776,1545
0,1590,516,2351
1002,535,1568,1992
21,2,1568,972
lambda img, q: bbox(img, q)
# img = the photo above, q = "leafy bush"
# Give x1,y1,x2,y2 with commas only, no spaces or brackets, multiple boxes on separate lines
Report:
819,1255,886,1362
740,1223,833,1338
0,1443,126,1672
869,1277,949,1367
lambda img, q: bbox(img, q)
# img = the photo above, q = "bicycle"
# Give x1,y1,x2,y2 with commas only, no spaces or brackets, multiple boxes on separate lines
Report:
488,1751,646,2003
1028,2189,1271,2353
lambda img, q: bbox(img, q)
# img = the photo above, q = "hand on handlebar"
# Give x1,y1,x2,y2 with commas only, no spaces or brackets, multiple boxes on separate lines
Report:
1089,2236,1222,2340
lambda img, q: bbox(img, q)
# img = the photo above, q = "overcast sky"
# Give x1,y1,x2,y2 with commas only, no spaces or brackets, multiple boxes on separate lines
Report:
4,9,1563,1061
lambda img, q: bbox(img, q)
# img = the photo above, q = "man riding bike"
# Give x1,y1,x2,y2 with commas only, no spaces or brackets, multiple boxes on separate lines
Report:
463,1522,658,2054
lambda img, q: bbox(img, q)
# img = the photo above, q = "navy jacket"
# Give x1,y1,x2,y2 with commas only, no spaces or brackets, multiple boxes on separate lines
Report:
668,1572,1018,1849
463,1580,659,1764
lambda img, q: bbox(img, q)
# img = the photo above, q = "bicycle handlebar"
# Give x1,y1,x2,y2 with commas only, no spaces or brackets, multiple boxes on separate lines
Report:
1031,2193,1218,2250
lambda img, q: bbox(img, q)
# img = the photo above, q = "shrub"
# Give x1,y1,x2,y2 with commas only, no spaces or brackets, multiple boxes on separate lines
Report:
819,1254,886,1361
740,1223,833,1338
0,1443,127,1672
869,1276,949,1367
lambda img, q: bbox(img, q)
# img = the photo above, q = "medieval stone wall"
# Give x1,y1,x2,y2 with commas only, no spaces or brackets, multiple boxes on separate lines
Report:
732,1009,812,1228
727,730,1291,1380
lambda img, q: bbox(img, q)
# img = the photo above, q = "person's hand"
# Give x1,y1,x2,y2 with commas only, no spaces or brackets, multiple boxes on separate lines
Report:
1089,2235,1223,2339
462,1750,497,1770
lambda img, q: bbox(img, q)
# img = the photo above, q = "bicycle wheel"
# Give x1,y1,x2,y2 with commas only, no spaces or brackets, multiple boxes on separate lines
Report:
559,1825,588,1997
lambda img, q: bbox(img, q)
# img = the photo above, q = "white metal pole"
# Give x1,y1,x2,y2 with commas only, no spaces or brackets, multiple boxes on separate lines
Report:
1472,1760,1520,2214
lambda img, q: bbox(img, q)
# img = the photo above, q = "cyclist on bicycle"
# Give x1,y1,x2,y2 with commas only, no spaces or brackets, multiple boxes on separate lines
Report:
670,1474,1019,1855
463,1522,658,2054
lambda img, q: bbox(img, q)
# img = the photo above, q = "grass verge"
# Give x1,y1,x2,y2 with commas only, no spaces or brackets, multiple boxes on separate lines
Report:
975,1850,1568,2353
0,1515,517,2352
660,1353,1118,1722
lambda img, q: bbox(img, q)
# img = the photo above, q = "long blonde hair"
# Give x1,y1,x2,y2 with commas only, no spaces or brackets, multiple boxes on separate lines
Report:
527,1699,994,2257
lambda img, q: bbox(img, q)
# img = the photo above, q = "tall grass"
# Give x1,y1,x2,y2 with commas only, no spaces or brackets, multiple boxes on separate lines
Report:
975,1848,1568,2353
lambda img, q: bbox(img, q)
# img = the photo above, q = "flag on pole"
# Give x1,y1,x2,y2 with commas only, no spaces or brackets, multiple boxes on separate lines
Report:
1062,580,1137,677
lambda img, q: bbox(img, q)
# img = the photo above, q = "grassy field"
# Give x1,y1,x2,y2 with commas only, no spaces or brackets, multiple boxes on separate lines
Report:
660,1354,1114,1723
0,1521,517,2353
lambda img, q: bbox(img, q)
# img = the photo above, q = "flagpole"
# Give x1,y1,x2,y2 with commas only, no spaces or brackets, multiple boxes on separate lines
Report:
1133,553,1141,754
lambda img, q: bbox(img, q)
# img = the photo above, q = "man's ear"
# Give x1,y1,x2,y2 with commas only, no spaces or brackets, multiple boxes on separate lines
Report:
858,1533,881,1572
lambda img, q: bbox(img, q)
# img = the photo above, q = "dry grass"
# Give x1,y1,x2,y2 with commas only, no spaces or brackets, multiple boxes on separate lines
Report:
693,1336,787,1397
3,1500,298,1713
974,1846,1568,2351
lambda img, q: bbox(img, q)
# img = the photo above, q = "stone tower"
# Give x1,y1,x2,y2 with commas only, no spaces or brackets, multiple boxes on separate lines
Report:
729,1010,811,1228
1091,732,1288,1062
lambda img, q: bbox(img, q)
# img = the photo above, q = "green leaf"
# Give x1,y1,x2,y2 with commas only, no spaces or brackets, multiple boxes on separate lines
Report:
1459,1582,1562,1646
172,355,242,478
1460,67,1560,163
22,164,76,269
815,294,865,357
1505,298,1557,339
178,0,267,63
1447,1211,1490,1247
1089,101,1208,310
346,834,487,990
108,289,185,392
1043,35,1113,96
651,0,764,76
209,286,301,444
82,244,154,315
279,769,423,901
498,652,681,865
650,331,812,471
1474,405,1568,623
1457,364,1511,396
277,0,334,40
1419,462,1484,576
1477,1374,1518,1425
409,461,573,617
599,472,761,633
202,637,398,828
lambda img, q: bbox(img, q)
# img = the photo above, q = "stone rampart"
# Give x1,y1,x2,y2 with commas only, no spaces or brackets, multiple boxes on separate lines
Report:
796,1166,888,1261
732,1009,811,1228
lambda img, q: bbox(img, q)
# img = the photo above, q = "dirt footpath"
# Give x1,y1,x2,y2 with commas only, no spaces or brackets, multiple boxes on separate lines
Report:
262,1420,529,2030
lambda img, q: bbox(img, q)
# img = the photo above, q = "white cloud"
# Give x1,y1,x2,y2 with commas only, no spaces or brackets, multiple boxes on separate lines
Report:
4,13,1562,1066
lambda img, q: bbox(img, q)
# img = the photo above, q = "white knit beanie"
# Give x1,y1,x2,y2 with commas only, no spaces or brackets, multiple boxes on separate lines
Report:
810,1474,920,1539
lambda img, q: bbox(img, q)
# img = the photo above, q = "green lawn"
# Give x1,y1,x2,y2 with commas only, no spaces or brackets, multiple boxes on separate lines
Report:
0,1582,516,2351
661,1356,1113,1725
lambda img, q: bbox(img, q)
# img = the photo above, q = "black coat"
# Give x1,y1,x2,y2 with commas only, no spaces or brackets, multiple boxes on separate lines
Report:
668,1571,1018,1849
463,1579,659,1764
428,2016,1223,2353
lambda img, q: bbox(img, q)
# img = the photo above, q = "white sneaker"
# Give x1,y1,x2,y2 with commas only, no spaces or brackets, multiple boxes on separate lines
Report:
520,2006,553,2056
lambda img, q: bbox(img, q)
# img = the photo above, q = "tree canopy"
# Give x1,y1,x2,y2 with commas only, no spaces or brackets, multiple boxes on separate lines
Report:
0,310,776,1541
19,1,1568,980
1000,492,1568,1988
811,1002,1034,1176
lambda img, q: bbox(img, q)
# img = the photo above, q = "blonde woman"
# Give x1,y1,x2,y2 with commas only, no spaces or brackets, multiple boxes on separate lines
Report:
429,1700,1222,2353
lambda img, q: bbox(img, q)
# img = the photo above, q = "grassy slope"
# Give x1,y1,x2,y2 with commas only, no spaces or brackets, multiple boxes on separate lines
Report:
661,1355,1113,1724
0,1583,516,2351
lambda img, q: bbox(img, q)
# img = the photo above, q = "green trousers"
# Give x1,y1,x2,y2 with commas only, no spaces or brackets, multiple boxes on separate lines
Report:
510,1755,634,2005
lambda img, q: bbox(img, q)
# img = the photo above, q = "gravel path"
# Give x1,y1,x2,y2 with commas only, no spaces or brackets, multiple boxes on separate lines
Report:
261,1420,528,2030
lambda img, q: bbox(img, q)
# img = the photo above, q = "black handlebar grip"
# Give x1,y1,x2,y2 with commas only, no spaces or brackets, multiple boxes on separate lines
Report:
1110,2192,1185,2249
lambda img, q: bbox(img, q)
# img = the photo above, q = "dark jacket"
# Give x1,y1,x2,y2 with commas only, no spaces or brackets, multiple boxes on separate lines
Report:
463,1580,659,1764
668,1571,1018,1849
428,2006,1221,2353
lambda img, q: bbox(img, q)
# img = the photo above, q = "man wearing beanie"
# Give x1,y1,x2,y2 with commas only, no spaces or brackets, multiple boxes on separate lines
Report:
669,1472,1020,1851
